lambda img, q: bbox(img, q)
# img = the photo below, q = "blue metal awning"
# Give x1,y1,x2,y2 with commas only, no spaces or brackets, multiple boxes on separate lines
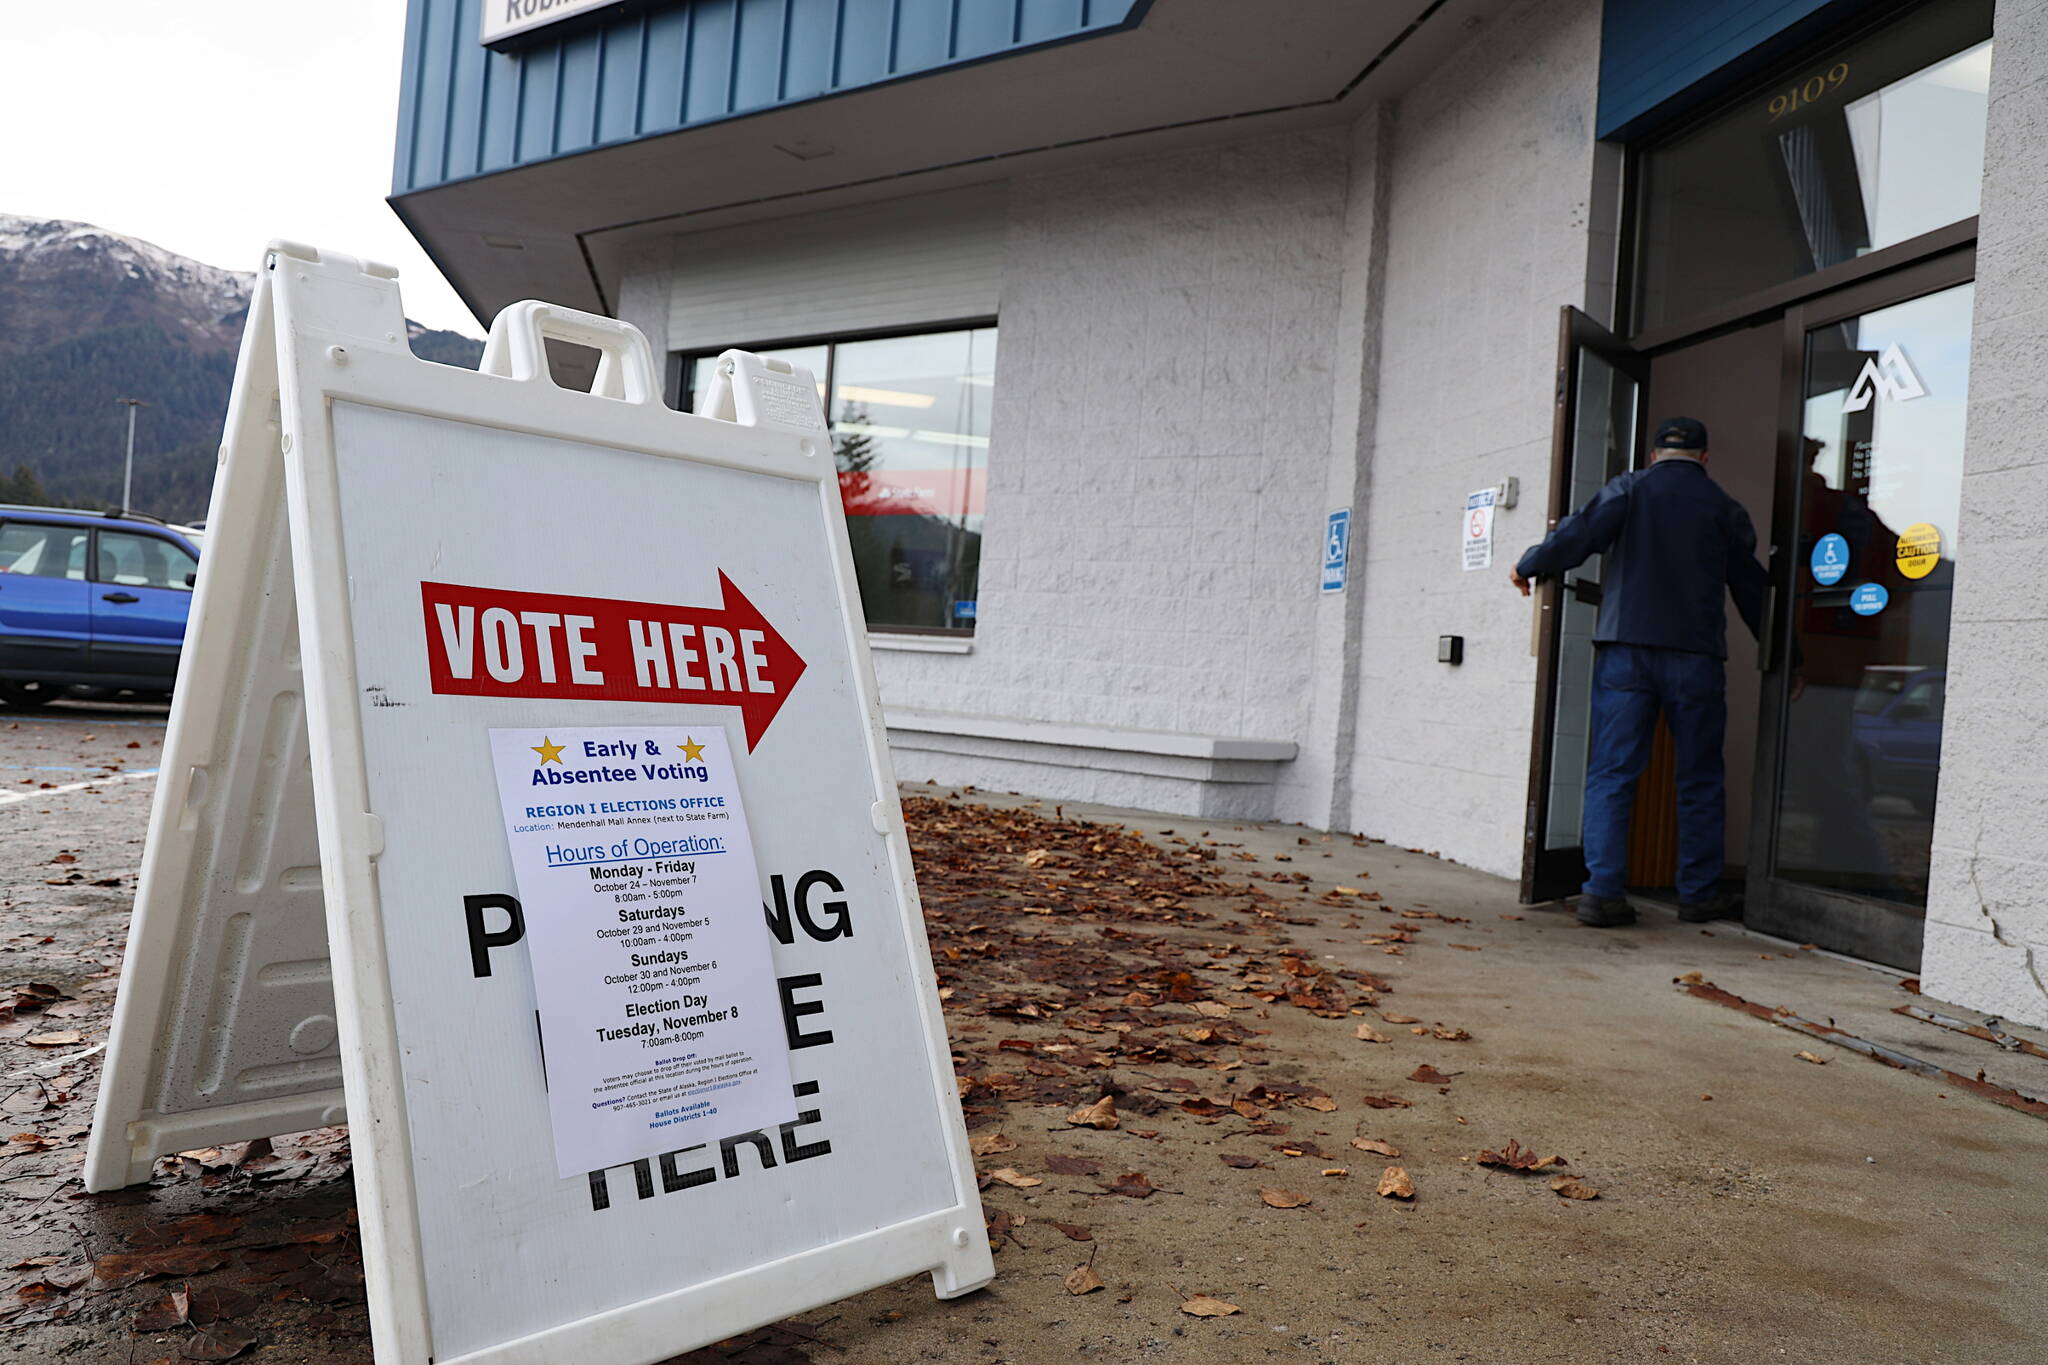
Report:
395,0,1149,195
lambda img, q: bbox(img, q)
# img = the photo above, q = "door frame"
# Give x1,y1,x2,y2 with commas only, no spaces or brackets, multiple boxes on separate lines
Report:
1740,244,1977,967
1519,307,1649,903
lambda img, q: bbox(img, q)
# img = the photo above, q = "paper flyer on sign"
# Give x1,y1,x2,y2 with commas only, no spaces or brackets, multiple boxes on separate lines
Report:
488,725,795,1178
1462,488,1497,572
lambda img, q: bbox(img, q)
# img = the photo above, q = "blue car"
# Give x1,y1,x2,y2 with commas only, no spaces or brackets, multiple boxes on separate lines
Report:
0,506,202,708
1850,666,1944,814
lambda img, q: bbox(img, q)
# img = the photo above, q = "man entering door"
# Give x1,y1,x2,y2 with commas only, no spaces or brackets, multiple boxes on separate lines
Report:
1511,417,1770,927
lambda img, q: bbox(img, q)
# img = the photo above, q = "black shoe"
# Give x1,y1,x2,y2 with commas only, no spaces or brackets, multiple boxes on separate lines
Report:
1678,890,1740,923
1573,895,1636,927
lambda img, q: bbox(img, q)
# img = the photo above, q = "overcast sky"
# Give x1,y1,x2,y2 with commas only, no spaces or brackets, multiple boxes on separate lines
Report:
11,1,477,334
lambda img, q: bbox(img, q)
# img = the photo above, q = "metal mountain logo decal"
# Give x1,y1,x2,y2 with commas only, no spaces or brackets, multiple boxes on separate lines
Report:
1843,342,1927,413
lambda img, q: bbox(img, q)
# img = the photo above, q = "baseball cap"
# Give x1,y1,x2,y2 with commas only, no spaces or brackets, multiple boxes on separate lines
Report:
1653,417,1708,450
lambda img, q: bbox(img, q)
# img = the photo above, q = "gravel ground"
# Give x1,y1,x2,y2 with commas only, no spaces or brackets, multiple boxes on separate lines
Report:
1,719,2045,1365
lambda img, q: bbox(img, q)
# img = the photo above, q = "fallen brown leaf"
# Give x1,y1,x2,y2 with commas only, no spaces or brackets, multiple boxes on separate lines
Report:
23,1031,82,1047
1550,1175,1600,1200
1353,1022,1389,1043
1219,1154,1262,1169
1180,1295,1241,1318
128,1213,244,1248
1379,1012,1420,1025
1476,1139,1539,1171
1794,1050,1829,1065
1063,1265,1106,1296
182,1319,258,1361
93,1248,229,1289
987,1168,1041,1188
968,1132,1016,1157
1067,1095,1118,1130
1102,1172,1155,1199
1407,1065,1452,1085
1045,1155,1100,1176
185,1286,257,1324
131,1288,191,1332
1047,1222,1093,1241
1360,1095,1413,1109
1377,1166,1415,1199
1351,1137,1399,1157
1258,1187,1311,1209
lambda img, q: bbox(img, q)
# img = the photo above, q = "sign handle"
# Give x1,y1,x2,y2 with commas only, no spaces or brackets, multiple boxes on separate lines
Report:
480,300,661,404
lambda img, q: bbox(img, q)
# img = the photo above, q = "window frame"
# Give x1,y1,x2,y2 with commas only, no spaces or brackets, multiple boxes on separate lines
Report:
92,527,200,593
676,318,997,639
0,518,90,582
1618,0,1991,343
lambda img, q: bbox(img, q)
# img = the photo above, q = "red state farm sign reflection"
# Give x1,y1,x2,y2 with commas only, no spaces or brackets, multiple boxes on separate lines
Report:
838,467,985,518
419,575,806,750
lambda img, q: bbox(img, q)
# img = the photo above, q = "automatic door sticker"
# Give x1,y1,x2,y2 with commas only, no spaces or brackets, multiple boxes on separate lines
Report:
489,725,796,1178
1849,583,1889,616
1811,532,1849,587
1895,523,1941,580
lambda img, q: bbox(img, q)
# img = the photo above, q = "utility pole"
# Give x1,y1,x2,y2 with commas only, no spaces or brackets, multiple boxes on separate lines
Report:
116,398,145,515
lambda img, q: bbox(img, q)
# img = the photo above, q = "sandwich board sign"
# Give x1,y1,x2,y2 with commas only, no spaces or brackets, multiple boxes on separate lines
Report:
84,241,993,1364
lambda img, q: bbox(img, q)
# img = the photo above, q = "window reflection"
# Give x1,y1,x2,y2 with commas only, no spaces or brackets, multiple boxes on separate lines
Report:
683,327,995,633
1775,283,1972,907
1635,2,1991,331
830,329,993,634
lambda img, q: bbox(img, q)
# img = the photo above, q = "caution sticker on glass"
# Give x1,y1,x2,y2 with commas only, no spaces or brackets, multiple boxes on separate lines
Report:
1895,523,1941,580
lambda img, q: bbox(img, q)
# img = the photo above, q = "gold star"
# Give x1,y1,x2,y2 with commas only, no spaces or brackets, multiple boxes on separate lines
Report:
532,737,565,765
680,736,706,762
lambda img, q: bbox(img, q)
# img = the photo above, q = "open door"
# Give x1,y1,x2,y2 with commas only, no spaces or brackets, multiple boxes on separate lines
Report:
1520,307,1647,903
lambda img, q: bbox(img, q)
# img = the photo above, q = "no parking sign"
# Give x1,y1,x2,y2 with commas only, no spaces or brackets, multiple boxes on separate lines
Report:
85,243,991,1363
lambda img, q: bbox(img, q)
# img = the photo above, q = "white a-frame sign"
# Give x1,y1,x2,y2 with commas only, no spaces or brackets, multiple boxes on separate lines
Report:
85,242,992,1364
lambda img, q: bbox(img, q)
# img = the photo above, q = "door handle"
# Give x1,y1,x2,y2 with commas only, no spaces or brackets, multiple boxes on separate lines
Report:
102,592,140,604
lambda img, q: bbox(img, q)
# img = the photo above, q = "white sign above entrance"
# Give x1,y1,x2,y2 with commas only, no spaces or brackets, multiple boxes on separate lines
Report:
85,243,992,1365
482,0,635,47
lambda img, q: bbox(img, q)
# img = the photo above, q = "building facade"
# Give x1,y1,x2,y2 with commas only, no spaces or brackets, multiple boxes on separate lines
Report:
392,0,2048,1023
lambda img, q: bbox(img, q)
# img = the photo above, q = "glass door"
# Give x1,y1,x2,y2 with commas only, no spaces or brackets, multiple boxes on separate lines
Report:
1747,256,1974,966
1522,308,1646,902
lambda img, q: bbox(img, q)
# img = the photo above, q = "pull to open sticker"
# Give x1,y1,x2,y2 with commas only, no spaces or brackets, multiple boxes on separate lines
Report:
1850,582,1889,616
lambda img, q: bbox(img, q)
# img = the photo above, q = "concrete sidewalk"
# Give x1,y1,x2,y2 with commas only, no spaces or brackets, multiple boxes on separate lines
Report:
847,786,2048,1365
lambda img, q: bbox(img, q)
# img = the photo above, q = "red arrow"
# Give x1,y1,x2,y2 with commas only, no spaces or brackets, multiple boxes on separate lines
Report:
419,575,808,750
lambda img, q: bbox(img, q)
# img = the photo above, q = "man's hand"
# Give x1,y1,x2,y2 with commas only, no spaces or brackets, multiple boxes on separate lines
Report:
1789,669,1807,703
1510,568,1532,597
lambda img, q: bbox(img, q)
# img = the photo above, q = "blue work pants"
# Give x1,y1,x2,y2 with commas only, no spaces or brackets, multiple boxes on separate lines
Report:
1581,644,1727,903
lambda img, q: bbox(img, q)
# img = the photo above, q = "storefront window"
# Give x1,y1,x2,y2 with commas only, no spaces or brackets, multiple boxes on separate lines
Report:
1633,1,1992,332
683,327,994,633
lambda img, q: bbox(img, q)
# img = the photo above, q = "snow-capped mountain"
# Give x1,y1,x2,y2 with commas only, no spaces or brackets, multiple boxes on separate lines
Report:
0,215,481,520
0,215,254,357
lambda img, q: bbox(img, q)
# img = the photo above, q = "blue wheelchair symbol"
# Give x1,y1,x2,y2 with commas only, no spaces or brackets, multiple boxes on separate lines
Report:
1811,532,1849,587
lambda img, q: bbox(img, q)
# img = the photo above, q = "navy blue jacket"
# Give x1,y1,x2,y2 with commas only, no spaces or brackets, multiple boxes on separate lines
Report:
1515,457,1767,659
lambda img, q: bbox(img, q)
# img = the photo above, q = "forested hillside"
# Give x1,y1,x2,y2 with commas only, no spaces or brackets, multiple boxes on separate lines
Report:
0,216,481,522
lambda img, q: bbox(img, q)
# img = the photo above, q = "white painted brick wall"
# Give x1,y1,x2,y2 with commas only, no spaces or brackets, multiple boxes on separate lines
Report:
873,128,1353,769
1344,0,1604,878
1921,0,2048,1026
